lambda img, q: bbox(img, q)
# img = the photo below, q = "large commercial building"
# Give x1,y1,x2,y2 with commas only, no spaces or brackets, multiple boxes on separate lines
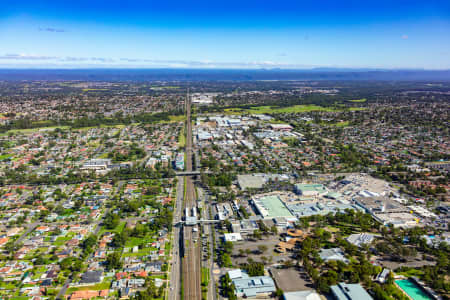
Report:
252,194,294,219
174,152,184,170
287,202,361,218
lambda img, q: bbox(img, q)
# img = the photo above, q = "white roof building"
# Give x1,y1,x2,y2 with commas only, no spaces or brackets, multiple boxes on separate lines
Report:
346,233,376,247
283,290,321,300
224,233,243,242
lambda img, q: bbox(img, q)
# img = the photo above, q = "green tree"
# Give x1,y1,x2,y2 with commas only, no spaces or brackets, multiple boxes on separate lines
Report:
106,251,123,270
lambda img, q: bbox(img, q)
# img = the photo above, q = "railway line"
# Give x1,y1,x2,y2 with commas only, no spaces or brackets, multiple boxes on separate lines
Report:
182,90,202,300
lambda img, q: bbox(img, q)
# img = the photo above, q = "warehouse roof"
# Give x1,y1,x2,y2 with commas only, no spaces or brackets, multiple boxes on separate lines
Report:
253,195,293,219
330,282,373,300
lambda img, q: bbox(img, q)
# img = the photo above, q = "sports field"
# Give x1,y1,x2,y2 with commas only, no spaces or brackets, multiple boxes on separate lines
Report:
224,104,364,114
348,98,367,102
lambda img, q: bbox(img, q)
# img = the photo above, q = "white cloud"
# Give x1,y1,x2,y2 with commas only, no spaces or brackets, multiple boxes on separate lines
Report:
39,27,66,33
0,53,317,69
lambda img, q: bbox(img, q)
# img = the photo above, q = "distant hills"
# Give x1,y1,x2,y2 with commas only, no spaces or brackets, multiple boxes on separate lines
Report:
0,68,449,81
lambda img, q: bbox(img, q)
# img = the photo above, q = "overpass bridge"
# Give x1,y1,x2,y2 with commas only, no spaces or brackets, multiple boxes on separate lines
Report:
175,171,201,176
174,219,221,226
175,171,211,176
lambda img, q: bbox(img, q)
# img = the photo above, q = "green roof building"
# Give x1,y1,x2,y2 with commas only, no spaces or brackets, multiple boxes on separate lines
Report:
294,183,327,196
252,195,293,219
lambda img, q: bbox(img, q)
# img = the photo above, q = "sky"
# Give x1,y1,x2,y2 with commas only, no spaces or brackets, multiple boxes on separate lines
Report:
0,0,449,69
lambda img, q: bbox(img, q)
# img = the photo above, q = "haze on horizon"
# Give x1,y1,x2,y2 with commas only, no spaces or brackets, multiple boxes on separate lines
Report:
0,0,449,70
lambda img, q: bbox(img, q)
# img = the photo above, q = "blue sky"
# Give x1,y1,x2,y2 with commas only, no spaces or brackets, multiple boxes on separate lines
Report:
0,0,449,69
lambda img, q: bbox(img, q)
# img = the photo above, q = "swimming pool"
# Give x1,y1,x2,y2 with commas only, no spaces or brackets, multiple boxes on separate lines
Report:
395,279,433,300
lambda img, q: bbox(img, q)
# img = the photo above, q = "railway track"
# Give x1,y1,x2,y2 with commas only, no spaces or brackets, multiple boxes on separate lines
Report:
182,90,202,300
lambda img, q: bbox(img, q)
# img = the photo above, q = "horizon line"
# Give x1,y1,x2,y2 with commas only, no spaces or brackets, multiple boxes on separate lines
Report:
1,67,450,72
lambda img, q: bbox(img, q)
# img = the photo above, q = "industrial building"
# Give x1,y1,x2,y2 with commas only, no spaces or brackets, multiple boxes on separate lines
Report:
228,269,276,298
330,282,373,300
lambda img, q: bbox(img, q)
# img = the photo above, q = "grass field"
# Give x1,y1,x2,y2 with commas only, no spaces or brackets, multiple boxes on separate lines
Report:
54,232,76,246
98,221,126,236
1,114,183,136
395,268,424,277
169,115,186,122
82,88,108,92
201,267,210,300
122,247,157,257
150,86,180,90
224,104,364,115
1,125,71,135
97,152,110,159
157,114,186,124
76,124,127,131
178,126,186,147
348,98,367,103
332,121,350,127
67,281,111,292
201,267,210,286
326,226,340,233
125,236,155,248
0,154,12,160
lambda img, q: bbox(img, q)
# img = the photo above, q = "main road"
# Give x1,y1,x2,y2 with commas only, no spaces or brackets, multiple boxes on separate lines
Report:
168,178,184,300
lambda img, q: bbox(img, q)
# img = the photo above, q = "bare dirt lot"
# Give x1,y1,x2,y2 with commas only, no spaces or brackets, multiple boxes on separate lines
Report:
270,267,315,292
374,255,436,270
231,235,293,265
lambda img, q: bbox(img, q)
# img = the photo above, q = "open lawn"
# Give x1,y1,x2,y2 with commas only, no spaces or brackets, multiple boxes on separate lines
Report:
348,98,367,103
99,221,126,236
332,121,350,127
160,115,186,123
224,104,364,115
125,236,155,248
97,152,110,159
76,124,127,131
179,126,186,147
395,268,424,277
2,115,182,136
2,126,71,135
151,86,180,90
0,154,12,160
82,88,108,92
122,247,158,257
67,281,111,293
326,226,340,233
54,232,76,246
201,267,210,286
